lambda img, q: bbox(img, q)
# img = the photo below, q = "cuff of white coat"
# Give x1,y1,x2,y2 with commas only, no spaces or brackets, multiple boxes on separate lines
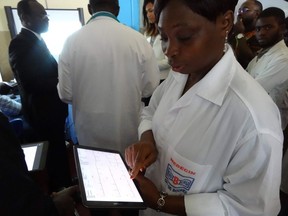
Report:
184,193,225,216
138,119,152,140
57,84,72,104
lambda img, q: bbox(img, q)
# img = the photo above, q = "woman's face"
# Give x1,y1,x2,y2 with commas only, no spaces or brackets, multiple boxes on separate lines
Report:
145,2,156,24
158,0,228,76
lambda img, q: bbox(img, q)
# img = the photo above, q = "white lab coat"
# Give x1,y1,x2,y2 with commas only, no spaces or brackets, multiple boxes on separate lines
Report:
139,47,283,216
247,40,288,129
58,15,160,155
146,34,171,80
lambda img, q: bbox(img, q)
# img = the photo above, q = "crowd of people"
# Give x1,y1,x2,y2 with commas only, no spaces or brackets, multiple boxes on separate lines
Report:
1,0,288,216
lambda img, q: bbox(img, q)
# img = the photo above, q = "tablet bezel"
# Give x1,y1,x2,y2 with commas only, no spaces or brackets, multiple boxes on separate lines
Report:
21,141,49,171
73,145,146,209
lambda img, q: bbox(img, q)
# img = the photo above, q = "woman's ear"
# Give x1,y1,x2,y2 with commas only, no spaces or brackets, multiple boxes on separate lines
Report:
20,14,31,28
222,10,234,34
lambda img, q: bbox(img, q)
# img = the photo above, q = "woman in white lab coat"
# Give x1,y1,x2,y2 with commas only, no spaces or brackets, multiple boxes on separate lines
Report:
125,0,283,215
142,0,170,82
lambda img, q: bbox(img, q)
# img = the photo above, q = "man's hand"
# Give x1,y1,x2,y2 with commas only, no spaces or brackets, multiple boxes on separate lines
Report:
51,185,79,216
234,16,245,35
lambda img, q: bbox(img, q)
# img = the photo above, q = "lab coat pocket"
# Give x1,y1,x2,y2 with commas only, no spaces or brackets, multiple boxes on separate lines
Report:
164,149,212,194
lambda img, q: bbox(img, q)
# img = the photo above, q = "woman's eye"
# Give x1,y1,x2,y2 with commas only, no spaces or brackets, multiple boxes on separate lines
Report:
177,36,191,41
160,36,168,42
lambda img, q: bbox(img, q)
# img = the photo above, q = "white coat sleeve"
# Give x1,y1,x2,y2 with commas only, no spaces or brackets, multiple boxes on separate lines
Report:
184,132,282,216
57,38,73,104
157,55,170,71
138,79,167,138
141,45,160,98
255,57,288,98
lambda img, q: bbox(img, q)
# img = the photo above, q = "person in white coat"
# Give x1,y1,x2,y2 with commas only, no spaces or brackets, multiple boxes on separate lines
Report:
246,7,288,130
143,0,170,82
125,0,283,215
57,0,160,156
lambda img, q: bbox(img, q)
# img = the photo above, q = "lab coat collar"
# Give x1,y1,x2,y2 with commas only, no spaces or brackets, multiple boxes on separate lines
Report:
171,46,235,107
259,40,286,57
196,46,235,106
22,27,42,40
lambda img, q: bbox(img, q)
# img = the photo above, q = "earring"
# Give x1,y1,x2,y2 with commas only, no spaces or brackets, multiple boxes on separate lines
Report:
223,31,229,53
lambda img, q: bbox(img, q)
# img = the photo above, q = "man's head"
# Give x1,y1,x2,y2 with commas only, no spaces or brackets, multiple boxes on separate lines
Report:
238,0,263,32
17,0,49,34
255,7,285,49
88,0,119,17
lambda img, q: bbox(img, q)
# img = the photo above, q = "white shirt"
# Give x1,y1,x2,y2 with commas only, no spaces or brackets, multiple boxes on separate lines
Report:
57,14,160,155
146,34,171,80
139,47,283,216
247,40,288,129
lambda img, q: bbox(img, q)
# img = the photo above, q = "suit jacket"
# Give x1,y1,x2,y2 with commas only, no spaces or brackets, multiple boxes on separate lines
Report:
9,28,67,134
0,112,58,216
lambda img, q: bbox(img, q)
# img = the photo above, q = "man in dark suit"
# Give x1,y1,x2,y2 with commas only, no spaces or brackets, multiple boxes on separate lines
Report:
8,0,70,191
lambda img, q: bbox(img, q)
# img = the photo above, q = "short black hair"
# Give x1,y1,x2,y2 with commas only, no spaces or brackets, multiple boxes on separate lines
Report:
258,7,285,25
89,0,119,11
155,0,238,23
251,0,263,12
17,0,33,17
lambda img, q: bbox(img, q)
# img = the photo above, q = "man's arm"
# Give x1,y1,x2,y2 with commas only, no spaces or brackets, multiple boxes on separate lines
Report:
0,95,22,116
141,44,160,98
57,39,73,104
9,37,58,95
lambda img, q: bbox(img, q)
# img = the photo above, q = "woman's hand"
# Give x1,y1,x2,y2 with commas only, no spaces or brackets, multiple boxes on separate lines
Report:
134,173,159,209
125,130,158,179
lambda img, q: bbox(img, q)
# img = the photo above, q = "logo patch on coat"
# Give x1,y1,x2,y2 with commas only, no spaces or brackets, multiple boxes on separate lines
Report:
165,164,194,194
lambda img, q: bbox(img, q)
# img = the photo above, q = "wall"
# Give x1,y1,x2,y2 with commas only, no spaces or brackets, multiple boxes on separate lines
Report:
0,0,18,81
0,0,91,81
2,0,288,81
0,0,140,81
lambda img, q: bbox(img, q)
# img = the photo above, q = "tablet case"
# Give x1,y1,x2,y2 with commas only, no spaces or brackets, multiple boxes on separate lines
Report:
73,145,146,209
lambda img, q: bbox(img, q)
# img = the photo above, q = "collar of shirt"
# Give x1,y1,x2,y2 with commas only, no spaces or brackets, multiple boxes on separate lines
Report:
256,48,271,61
256,40,286,61
22,27,42,41
171,45,236,107
86,11,119,24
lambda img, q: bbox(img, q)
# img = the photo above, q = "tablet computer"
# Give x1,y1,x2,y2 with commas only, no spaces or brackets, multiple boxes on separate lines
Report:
73,145,146,209
21,141,48,171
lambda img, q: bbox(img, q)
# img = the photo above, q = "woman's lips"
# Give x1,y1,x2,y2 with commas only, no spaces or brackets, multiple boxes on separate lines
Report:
171,65,184,72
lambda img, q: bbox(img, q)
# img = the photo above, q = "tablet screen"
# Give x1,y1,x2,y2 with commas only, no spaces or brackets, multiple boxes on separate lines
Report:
21,141,48,171
22,145,37,171
74,145,146,209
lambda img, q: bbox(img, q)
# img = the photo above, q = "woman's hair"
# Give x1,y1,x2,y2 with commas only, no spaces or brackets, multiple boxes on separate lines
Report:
155,0,238,23
142,0,158,37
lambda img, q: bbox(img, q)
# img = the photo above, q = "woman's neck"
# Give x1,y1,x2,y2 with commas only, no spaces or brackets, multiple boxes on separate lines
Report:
182,72,206,96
